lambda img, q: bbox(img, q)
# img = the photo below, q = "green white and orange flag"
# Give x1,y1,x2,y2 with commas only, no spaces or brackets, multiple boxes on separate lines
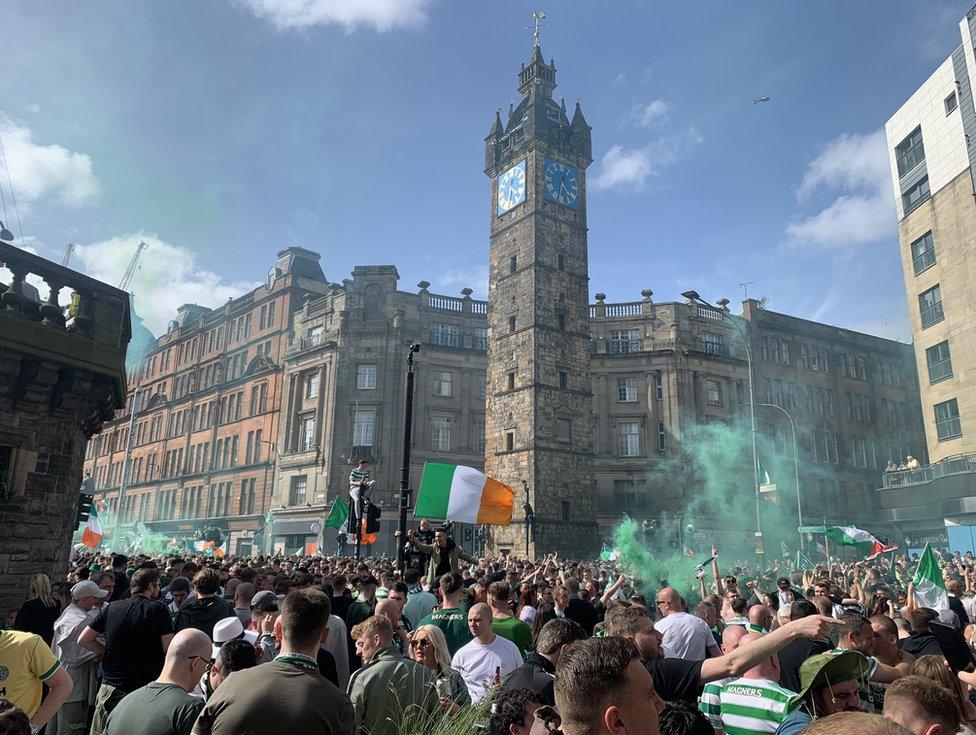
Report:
81,505,103,548
415,462,514,525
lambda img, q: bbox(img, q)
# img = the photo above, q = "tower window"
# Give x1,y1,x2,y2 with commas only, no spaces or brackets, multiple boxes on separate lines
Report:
561,500,571,521
558,314,566,331
509,315,517,333
507,371,516,390
558,371,567,389
510,255,517,274
557,254,564,270
505,432,515,451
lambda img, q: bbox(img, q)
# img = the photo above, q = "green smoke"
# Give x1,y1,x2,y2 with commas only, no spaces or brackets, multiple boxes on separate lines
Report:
613,518,699,598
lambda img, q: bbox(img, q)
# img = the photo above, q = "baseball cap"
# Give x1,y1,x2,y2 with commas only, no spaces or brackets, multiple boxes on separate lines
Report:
791,651,873,706
71,580,109,600
250,590,279,612
375,587,390,600
777,577,791,587
211,616,258,660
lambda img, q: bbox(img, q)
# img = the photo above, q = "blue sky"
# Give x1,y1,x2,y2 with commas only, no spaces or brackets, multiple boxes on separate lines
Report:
2,0,972,338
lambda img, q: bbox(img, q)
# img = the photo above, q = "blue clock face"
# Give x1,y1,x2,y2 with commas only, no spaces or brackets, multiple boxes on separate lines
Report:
497,159,526,215
544,157,580,209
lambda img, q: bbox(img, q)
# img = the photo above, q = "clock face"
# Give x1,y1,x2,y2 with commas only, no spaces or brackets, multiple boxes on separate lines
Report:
544,157,580,209
497,159,527,215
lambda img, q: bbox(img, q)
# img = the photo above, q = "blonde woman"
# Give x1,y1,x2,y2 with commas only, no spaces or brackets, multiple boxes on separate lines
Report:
911,654,976,730
410,624,471,712
13,573,62,646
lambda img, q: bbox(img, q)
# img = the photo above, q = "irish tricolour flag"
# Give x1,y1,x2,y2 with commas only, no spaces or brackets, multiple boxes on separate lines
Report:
81,505,103,548
415,462,514,525
823,525,895,559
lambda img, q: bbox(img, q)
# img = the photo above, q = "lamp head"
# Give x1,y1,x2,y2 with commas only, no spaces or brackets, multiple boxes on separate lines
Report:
409,342,421,354
0,221,13,242
681,290,700,302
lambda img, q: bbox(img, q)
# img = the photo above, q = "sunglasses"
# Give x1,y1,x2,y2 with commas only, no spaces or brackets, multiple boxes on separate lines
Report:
410,638,431,649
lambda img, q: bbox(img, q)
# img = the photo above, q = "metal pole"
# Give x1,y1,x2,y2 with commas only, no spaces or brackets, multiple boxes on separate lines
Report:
113,386,143,543
522,480,530,558
397,344,421,572
757,403,802,551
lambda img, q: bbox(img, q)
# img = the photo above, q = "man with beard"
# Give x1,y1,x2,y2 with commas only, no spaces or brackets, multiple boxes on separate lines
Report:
404,527,478,586
774,652,874,735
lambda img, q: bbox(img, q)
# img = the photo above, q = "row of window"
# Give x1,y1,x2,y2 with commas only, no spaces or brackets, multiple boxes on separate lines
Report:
429,323,488,350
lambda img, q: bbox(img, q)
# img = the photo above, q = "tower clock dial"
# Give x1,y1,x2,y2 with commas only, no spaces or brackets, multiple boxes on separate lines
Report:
544,157,580,209
497,159,527,215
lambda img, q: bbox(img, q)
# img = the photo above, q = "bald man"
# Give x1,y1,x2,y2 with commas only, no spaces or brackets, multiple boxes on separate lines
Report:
749,605,774,634
703,632,794,735
375,598,410,653
106,628,212,735
699,625,748,729
451,603,523,703
656,587,722,659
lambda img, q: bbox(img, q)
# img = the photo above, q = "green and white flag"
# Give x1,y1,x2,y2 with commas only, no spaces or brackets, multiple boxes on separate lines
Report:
325,496,349,530
912,543,949,612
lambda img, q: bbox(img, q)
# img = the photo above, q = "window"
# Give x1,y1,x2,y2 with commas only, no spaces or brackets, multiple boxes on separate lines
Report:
926,341,952,383
614,479,648,511
658,421,666,453
610,329,641,354
849,436,869,468
617,422,640,457
249,382,268,415
910,232,936,275
558,313,566,331
289,476,308,506
474,328,488,351
353,409,375,446
305,373,320,399
356,364,377,390
903,176,930,213
559,371,568,389
655,373,663,400
557,254,564,270
508,315,517,333
918,285,944,328
477,374,487,399
705,379,722,406
617,377,637,402
946,91,958,114
300,414,316,451
895,127,925,177
430,322,459,347
561,501,571,521
507,372,515,391
475,417,486,453
505,432,514,451
433,371,452,397
556,417,571,442
813,431,838,464
510,255,517,274
430,416,451,451
935,398,962,441
700,331,725,357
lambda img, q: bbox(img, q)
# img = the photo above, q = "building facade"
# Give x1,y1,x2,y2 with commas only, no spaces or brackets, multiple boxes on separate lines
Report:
83,248,329,555
878,5,976,541
1,242,130,616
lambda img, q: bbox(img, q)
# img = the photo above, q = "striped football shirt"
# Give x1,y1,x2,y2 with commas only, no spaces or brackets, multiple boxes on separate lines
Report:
715,677,796,735
699,676,735,730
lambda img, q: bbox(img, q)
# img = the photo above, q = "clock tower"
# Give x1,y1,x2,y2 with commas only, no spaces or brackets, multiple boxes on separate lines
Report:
484,36,598,557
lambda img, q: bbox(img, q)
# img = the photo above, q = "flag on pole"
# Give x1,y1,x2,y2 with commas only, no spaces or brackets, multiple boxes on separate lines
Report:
325,496,349,530
415,462,514,525
802,525,896,559
757,457,778,502
81,505,103,548
912,543,949,612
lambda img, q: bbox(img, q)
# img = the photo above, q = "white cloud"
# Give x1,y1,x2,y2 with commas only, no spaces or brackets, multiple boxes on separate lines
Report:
787,128,896,248
0,114,100,207
436,265,489,298
590,145,653,192
75,233,260,335
627,99,671,128
238,0,433,32
611,73,627,86
590,129,703,193
26,102,41,114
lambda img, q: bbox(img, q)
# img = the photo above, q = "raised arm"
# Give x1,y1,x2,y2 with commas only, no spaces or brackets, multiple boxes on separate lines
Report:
601,574,627,607
711,547,723,596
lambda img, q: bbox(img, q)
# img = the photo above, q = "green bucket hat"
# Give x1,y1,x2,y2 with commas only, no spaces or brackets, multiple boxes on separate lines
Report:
791,650,872,707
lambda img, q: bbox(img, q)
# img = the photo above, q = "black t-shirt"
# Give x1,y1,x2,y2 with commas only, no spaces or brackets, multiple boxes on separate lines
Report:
90,594,174,691
111,570,130,601
777,637,833,693
13,598,62,646
644,657,704,702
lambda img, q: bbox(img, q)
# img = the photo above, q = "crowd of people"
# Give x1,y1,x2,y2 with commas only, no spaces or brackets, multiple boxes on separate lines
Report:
2,527,976,735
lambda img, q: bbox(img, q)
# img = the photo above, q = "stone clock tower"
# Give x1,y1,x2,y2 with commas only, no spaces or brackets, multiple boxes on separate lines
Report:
484,37,598,557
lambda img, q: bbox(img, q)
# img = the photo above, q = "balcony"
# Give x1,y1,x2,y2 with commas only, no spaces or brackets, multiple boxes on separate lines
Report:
881,453,976,489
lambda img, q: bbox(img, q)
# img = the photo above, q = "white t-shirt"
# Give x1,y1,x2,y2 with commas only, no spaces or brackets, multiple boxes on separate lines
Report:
655,611,714,659
451,634,524,703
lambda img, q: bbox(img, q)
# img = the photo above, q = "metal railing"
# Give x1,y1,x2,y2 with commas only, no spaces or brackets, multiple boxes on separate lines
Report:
881,452,976,488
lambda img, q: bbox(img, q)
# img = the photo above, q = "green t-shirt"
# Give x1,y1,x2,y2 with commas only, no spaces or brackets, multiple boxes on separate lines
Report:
417,608,472,656
105,682,203,735
491,616,532,655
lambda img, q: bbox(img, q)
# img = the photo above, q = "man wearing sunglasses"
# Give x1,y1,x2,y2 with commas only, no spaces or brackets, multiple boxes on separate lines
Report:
104,628,212,735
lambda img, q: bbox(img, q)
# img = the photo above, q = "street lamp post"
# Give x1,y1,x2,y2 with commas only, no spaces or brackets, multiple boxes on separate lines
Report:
757,403,803,551
397,343,421,572
258,440,278,556
682,291,763,561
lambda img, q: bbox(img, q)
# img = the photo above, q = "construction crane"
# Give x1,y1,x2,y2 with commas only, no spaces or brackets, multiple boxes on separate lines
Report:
61,242,75,267
118,241,148,291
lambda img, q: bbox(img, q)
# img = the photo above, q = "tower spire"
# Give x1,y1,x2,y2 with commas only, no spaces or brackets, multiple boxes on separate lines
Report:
530,10,546,49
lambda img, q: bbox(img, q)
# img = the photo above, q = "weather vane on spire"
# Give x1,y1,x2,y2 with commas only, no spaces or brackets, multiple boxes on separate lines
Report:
529,11,546,48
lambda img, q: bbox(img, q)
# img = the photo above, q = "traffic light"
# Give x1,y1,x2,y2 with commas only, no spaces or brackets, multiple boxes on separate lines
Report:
365,503,381,533
76,493,94,529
